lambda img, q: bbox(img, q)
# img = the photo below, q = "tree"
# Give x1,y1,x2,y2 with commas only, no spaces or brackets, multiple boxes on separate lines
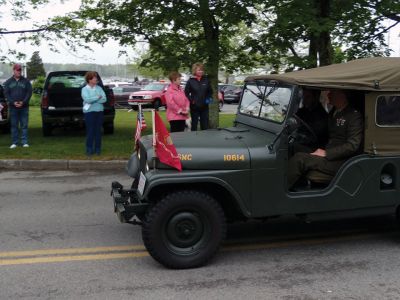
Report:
26,51,46,80
42,0,261,128
250,0,400,70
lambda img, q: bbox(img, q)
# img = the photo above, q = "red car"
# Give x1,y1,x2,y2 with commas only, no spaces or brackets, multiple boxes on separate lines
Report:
128,82,169,109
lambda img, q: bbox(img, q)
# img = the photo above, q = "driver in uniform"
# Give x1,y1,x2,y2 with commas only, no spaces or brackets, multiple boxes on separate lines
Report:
292,89,328,153
288,89,363,189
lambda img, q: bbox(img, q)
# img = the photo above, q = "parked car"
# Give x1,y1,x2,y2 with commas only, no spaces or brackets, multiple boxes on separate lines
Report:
40,71,115,136
105,81,131,88
0,84,10,134
219,84,243,104
111,57,400,269
128,82,169,109
113,85,141,108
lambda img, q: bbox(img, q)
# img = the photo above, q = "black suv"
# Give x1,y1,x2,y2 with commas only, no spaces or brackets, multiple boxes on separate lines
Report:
219,84,243,104
40,71,115,136
0,84,10,134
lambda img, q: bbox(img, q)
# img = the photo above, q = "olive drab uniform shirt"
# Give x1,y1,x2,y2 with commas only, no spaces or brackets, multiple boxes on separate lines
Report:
325,105,363,161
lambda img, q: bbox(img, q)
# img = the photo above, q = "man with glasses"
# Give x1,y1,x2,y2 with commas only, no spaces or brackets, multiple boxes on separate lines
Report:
4,64,32,148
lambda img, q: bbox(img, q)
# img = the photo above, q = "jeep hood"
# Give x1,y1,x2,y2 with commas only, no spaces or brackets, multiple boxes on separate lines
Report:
140,127,276,170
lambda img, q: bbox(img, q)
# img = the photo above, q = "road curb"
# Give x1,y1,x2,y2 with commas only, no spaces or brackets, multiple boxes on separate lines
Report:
0,159,126,171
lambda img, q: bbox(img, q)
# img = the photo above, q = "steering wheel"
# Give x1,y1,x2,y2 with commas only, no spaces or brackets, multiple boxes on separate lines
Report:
289,114,319,147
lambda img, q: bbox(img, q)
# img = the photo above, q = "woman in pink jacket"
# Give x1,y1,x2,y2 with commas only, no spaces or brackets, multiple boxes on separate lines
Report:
165,72,190,132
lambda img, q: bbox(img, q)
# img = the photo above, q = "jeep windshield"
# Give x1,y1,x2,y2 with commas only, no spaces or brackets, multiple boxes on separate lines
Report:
142,83,166,91
239,80,293,123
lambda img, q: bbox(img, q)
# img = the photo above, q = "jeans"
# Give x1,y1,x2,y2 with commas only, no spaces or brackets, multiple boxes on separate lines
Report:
10,107,29,145
84,111,104,155
190,107,209,131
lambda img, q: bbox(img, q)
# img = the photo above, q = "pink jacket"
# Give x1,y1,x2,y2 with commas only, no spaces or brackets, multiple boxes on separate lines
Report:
165,83,190,121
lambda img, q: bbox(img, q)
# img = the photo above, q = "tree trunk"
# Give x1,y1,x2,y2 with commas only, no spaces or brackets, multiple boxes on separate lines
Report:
309,0,334,67
199,0,220,129
317,0,333,66
308,34,318,68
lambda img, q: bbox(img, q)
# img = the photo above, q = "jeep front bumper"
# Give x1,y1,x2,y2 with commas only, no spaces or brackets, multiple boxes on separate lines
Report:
111,181,148,224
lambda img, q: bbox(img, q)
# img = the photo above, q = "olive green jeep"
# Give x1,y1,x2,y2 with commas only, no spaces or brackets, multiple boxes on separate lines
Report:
111,57,400,269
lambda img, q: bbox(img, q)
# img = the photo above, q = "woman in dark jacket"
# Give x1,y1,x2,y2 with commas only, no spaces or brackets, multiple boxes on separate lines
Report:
184,63,213,131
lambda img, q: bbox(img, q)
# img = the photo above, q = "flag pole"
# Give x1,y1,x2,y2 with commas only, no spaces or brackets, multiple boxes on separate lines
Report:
138,103,142,118
152,109,157,170
134,104,142,151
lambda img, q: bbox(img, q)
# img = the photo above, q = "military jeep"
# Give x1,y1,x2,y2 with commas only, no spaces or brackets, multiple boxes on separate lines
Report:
111,57,400,269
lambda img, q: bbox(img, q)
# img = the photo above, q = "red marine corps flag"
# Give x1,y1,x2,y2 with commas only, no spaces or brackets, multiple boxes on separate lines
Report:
134,104,147,149
152,110,182,171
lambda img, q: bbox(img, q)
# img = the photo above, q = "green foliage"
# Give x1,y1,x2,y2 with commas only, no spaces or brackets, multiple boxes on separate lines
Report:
32,75,45,90
2,0,399,78
250,0,399,70
26,51,46,80
41,0,264,128
30,75,46,106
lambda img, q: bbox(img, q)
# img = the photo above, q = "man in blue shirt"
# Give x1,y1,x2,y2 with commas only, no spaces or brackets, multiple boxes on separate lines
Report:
4,64,32,148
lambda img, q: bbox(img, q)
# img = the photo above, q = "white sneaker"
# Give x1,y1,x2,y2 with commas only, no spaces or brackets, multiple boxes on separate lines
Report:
22,144,29,148
10,144,17,149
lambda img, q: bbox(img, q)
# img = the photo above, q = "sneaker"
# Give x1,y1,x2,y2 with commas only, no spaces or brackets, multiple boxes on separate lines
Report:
22,144,29,148
9,144,17,149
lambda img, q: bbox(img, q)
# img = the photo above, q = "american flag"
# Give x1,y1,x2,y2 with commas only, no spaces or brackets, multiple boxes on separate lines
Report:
134,107,147,148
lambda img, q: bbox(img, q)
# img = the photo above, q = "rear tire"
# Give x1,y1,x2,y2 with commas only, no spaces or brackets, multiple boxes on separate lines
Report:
1,123,10,134
42,122,53,136
142,190,226,269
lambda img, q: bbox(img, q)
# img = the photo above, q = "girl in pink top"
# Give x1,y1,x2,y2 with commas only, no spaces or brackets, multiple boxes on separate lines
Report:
165,72,190,132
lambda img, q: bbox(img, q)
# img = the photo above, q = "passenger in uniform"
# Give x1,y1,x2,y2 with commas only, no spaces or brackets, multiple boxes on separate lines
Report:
287,89,363,189
292,89,328,153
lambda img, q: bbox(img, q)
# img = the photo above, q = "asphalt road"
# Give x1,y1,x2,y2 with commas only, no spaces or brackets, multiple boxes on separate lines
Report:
1,170,400,299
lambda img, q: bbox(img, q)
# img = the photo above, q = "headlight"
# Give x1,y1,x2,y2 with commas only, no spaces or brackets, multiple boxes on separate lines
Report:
126,153,140,178
143,95,152,99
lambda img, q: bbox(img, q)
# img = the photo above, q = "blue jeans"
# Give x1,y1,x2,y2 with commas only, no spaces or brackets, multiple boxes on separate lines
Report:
84,111,103,155
10,107,29,145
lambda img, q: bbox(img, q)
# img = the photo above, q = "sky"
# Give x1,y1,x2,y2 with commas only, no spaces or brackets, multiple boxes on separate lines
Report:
1,1,399,65
0,0,139,65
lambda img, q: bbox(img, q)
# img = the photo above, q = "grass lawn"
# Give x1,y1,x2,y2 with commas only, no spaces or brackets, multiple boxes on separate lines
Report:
0,107,236,160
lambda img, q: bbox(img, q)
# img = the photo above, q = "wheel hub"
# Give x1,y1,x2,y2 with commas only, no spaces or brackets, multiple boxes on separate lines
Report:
166,212,204,248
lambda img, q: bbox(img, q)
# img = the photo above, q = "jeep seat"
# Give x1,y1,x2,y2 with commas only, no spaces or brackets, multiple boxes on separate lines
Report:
306,170,333,184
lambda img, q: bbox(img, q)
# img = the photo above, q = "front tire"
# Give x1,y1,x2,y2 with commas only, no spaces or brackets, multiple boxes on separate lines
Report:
153,99,162,110
142,190,226,269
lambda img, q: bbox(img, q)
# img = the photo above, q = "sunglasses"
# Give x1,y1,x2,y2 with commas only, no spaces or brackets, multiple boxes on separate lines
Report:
15,69,22,71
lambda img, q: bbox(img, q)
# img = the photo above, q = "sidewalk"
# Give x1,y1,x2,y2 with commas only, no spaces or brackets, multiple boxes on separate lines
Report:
0,159,126,171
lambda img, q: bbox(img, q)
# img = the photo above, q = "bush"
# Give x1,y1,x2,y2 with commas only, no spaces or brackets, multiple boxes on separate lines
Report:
30,76,46,106
32,76,45,90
